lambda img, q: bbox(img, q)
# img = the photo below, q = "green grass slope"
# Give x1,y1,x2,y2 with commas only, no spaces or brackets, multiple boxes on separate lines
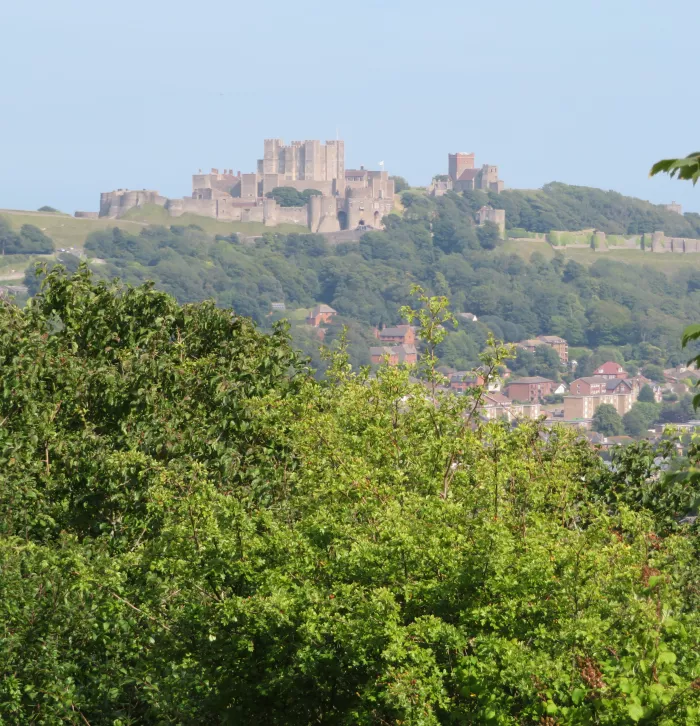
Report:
0,209,147,251
121,204,308,236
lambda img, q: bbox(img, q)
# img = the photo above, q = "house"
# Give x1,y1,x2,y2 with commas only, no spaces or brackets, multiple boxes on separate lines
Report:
564,377,637,420
553,382,568,396
592,361,627,379
606,379,636,414
376,325,416,346
663,364,700,384
396,344,418,365
516,336,568,364
584,431,607,446
306,304,337,327
505,376,556,403
515,402,542,420
458,312,478,323
537,335,569,363
270,302,286,312
569,377,609,396
481,392,540,421
516,338,543,354
481,392,514,420
603,435,635,449
370,346,399,366
370,344,417,366
449,372,485,393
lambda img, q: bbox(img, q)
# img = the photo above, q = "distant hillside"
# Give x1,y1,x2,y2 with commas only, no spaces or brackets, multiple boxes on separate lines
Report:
0,206,307,252
466,182,700,237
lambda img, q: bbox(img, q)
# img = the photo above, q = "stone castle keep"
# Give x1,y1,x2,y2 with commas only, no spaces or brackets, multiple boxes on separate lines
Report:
98,139,395,233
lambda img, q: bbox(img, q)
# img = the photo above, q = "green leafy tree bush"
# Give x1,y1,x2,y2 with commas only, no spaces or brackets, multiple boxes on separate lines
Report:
0,219,54,255
623,400,661,436
638,384,657,403
1,270,699,723
266,186,322,207
390,175,410,193
592,402,624,435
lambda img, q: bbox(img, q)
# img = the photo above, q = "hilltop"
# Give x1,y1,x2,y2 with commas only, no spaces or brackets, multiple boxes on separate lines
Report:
466,182,700,237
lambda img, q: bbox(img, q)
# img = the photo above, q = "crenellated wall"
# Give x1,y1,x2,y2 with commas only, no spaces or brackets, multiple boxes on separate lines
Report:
98,138,392,232
548,229,700,254
99,190,168,218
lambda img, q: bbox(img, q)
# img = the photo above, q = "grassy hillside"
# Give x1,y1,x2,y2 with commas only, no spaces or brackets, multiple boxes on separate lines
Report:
502,236,700,271
0,209,147,251
121,204,308,236
0,206,308,253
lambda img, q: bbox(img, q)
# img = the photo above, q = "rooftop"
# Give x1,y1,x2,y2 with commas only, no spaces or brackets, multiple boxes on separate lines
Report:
594,361,626,374
309,304,337,315
508,376,555,384
380,325,413,337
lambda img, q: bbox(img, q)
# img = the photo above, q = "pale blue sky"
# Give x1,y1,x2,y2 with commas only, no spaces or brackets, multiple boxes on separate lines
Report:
2,0,699,213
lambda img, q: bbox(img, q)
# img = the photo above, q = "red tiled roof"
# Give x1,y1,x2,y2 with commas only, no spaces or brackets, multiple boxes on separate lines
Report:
594,361,625,375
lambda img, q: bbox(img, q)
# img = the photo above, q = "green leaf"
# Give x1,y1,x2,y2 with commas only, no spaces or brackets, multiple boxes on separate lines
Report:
628,703,645,722
571,688,586,705
657,650,676,665
681,324,700,346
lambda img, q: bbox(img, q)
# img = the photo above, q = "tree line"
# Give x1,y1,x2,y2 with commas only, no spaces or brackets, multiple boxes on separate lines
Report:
1,267,698,723
67,190,700,378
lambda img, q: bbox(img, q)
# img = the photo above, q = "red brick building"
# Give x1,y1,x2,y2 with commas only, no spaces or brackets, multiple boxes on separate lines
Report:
376,325,416,346
306,304,337,327
569,377,609,396
505,376,556,402
370,344,417,366
449,372,485,393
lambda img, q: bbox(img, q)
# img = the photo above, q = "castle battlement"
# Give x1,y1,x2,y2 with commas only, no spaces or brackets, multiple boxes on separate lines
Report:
97,137,393,234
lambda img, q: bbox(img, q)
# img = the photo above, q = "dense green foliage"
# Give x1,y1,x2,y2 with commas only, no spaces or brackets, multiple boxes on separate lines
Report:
266,186,322,207
390,175,410,193
76,191,700,378
0,217,54,255
1,268,698,724
592,403,624,436
469,183,700,236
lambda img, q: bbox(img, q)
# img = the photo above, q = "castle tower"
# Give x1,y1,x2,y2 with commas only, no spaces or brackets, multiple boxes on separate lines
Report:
303,140,321,179
448,152,475,182
263,139,282,175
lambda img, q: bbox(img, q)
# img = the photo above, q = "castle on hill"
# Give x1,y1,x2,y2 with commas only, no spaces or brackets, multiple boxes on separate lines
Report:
95,139,395,233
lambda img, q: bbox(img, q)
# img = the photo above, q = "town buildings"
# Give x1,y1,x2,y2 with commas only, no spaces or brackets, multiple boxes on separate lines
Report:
370,344,417,365
564,372,638,422
505,376,556,403
449,372,485,393
481,393,541,421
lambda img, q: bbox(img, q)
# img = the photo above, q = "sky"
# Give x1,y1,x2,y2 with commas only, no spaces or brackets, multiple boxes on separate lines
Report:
1,0,699,214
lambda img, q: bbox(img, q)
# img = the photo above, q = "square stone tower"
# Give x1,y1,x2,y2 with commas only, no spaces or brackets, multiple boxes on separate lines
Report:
257,139,346,190
448,152,475,182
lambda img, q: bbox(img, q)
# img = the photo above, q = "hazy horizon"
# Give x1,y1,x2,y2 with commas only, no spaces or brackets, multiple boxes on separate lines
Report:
2,0,699,214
